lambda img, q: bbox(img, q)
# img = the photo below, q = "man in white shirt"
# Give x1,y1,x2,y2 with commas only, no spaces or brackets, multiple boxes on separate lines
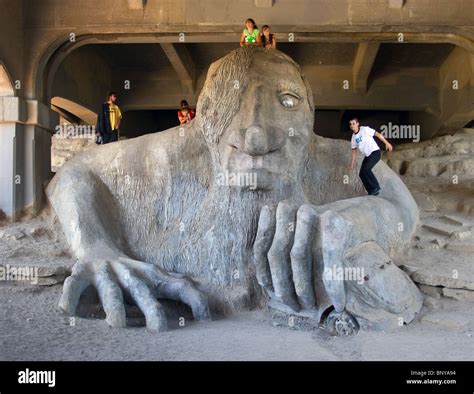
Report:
348,117,393,196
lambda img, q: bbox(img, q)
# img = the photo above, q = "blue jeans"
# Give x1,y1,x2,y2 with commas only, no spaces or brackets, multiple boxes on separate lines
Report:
359,150,381,195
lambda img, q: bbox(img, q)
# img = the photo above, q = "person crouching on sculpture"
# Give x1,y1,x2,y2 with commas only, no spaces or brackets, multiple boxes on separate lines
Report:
178,100,195,125
96,91,122,144
261,25,276,49
240,18,261,47
348,117,393,196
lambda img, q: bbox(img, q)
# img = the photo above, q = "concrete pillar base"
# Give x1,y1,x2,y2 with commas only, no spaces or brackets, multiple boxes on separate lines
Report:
0,97,57,221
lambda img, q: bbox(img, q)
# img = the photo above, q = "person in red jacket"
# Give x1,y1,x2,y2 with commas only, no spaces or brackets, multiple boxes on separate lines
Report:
178,100,195,125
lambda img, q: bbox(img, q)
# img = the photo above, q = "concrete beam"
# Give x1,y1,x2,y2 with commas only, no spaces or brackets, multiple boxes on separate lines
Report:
436,47,474,135
160,43,196,94
441,110,474,132
127,0,146,10
408,48,474,139
353,42,381,93
388,0,404,9
255,0,273,7
22,0,472,30
42,31,474,50
51,97,97,125
51,104,82,124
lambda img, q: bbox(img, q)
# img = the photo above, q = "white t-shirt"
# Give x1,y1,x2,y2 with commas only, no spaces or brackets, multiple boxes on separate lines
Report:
351,126,380,157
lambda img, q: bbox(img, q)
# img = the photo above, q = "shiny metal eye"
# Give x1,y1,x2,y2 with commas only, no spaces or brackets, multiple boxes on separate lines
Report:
280,94,299,108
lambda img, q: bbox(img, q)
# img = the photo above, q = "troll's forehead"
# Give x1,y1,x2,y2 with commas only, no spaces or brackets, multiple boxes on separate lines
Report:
196,47,312,143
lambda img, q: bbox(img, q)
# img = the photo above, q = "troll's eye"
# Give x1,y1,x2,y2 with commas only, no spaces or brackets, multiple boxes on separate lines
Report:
279,93,300,109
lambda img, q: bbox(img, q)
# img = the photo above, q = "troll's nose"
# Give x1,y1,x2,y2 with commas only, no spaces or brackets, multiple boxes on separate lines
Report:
244,126,269,156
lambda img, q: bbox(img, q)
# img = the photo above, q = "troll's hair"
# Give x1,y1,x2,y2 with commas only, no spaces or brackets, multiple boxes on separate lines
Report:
196,46,314,144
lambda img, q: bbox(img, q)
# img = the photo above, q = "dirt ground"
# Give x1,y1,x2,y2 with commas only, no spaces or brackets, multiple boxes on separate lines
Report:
0,265,473,361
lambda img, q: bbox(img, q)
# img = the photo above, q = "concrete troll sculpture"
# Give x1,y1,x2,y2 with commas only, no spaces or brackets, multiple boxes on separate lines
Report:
47,46,422,336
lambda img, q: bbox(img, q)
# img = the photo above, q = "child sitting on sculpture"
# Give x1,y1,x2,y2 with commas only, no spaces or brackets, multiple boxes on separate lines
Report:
178,100,195,125
261,25,276,49
240,18,261,47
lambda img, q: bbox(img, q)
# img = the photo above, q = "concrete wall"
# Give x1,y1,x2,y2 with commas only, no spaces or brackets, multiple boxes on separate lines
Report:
438,46,474,133
0,0,23,97
21,0,474,30
52,46,113,114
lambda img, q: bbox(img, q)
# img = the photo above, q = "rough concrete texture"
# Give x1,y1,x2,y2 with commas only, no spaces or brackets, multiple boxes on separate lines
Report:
442,287,474,302
51,136,96,172
344,242,422,330
0,212,73,286
401,213,474,292
45,47,421,334
383,130,474,310
385,129,474,214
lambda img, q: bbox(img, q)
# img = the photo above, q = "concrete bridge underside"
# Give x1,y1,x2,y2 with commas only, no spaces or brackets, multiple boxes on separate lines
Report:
0,0,473,220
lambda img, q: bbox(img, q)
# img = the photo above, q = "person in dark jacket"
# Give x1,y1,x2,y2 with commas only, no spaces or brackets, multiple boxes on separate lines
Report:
96,91,122,144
